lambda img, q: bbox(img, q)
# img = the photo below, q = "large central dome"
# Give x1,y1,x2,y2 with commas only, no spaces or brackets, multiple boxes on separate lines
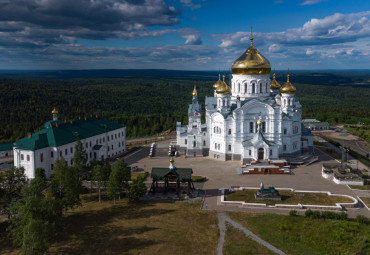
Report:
231,37,271,75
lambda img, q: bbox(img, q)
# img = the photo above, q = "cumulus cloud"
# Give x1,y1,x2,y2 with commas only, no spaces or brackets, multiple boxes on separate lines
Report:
0,0,181,44
180,0,202,10
183,34,202,45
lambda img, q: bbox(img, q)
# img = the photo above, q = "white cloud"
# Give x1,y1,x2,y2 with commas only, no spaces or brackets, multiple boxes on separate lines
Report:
301,0,326,6
183,34,202,45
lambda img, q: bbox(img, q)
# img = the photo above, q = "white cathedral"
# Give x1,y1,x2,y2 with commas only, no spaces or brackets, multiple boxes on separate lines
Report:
176,36,313,162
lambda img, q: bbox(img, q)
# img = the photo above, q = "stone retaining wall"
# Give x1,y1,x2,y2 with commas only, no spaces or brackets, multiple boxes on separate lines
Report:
221,187,359,211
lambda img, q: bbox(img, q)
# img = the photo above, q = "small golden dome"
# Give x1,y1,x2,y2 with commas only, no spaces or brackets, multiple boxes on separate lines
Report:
270,73,281,90
231,37,271,75
257,118,262,125
216,74,231,95
192,85,198,97
213,74,223,90
280,74,296,94
170,157,174,163
51,107,58,115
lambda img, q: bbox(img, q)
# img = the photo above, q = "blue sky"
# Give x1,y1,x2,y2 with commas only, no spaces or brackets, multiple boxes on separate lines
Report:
0,0,369,70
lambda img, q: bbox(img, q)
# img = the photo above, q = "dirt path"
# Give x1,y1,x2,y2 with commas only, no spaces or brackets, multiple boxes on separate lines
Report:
217,212,286,255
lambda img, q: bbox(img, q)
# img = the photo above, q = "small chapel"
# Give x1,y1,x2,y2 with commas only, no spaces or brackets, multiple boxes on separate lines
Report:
176,35,313,162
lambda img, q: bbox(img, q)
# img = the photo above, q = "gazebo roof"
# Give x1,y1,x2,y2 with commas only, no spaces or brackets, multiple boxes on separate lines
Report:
151,167,193,180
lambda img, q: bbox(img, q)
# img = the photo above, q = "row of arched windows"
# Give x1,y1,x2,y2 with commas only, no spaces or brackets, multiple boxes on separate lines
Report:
233,81,269,94
283,98,294,106
213,126,222,134
218,98,229,107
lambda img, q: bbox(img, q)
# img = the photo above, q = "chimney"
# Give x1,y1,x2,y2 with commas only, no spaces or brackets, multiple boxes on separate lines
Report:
27,133,32,139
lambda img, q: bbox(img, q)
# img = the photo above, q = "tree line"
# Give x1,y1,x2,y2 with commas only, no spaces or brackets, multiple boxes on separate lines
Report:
0,140,147,254
0,76,369,143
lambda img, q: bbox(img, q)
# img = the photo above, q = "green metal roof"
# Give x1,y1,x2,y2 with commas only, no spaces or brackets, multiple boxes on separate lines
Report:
0,143,13,151
151,167,193,180
14,117,125,151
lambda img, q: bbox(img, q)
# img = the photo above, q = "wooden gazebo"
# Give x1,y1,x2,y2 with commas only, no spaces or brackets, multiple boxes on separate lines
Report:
150,158,194,195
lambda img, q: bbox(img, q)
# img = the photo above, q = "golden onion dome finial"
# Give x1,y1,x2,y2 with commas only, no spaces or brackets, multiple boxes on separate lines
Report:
270,72,281,90
170,157,174,163
280,71,296,94
213,73,223,90
216,76,231,95
231,32,271,75
51,107,58,115
192,85,198,97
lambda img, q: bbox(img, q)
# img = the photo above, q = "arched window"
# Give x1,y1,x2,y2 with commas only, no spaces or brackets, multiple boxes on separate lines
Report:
218,144,220,150
284,99,287,106
214,127,216,133
252,83,255,93
244,83,247,93
193,141,196,148
228,145,231,151
260,83,262,93
284,128,287,135
215,143,217,150
238,83,240,93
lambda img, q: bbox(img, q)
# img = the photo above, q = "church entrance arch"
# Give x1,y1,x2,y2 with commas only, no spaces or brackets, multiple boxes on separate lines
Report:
258,148,264,160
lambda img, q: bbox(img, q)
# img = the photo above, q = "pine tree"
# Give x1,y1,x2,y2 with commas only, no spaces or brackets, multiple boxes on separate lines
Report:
73,139,87,179
107,158,130,203
93,161,111,202
129,176,147,203
50,158,81,211
0,166,27,219
8,168,62,255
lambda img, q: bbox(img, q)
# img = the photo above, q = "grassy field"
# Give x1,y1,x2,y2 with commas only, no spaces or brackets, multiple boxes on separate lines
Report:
228,212,370,255
131,171,149,180
359,197,370,208
1,196,218,255
349,185,370,190
223,224,275,255
225,190,354,206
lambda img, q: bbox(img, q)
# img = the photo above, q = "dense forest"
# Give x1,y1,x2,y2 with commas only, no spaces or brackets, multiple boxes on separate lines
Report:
0,70,369,143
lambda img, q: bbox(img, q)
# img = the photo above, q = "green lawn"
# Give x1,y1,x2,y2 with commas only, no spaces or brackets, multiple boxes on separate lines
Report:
349,185,370,190
1,196,218,255
130,171,149,181
223,224,275,255
228,212,370,255
192,176,207,182
225,190,354,206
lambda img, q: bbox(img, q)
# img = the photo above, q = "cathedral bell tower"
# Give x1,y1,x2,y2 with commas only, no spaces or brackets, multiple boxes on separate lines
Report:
215,74,232,115
187,85,201,133
280,73,296,114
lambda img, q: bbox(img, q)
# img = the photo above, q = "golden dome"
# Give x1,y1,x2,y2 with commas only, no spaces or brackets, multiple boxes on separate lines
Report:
280,74,296,94
192,85,198,97
213,74,223,90
216,74,231,95
257,118,262,126
51,107,58,115
231,37,271,75
170,157,174,163
270,73,281,90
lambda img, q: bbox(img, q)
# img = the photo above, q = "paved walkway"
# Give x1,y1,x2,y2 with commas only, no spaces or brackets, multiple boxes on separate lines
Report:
217,212,286,255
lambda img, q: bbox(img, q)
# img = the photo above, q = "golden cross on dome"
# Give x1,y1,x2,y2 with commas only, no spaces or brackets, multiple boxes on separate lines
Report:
250,26,254,46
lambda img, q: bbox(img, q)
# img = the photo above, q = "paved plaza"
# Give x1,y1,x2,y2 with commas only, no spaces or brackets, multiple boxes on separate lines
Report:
123,141,370,218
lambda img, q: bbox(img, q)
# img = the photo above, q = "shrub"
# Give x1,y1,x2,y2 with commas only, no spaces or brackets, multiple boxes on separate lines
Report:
279,224,289,231
312,211,321,219
337,212,348,220
355,215,369,224
305,209,313,218
321,211,337,219
289,210,297,216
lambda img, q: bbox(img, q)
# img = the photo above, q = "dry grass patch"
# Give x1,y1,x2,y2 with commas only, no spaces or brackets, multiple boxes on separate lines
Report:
131,171,149,180
349,185,370,190
360,197,370,208
1,195,218,255
223,224,275,255
225,190,354,206
49,196,218,255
